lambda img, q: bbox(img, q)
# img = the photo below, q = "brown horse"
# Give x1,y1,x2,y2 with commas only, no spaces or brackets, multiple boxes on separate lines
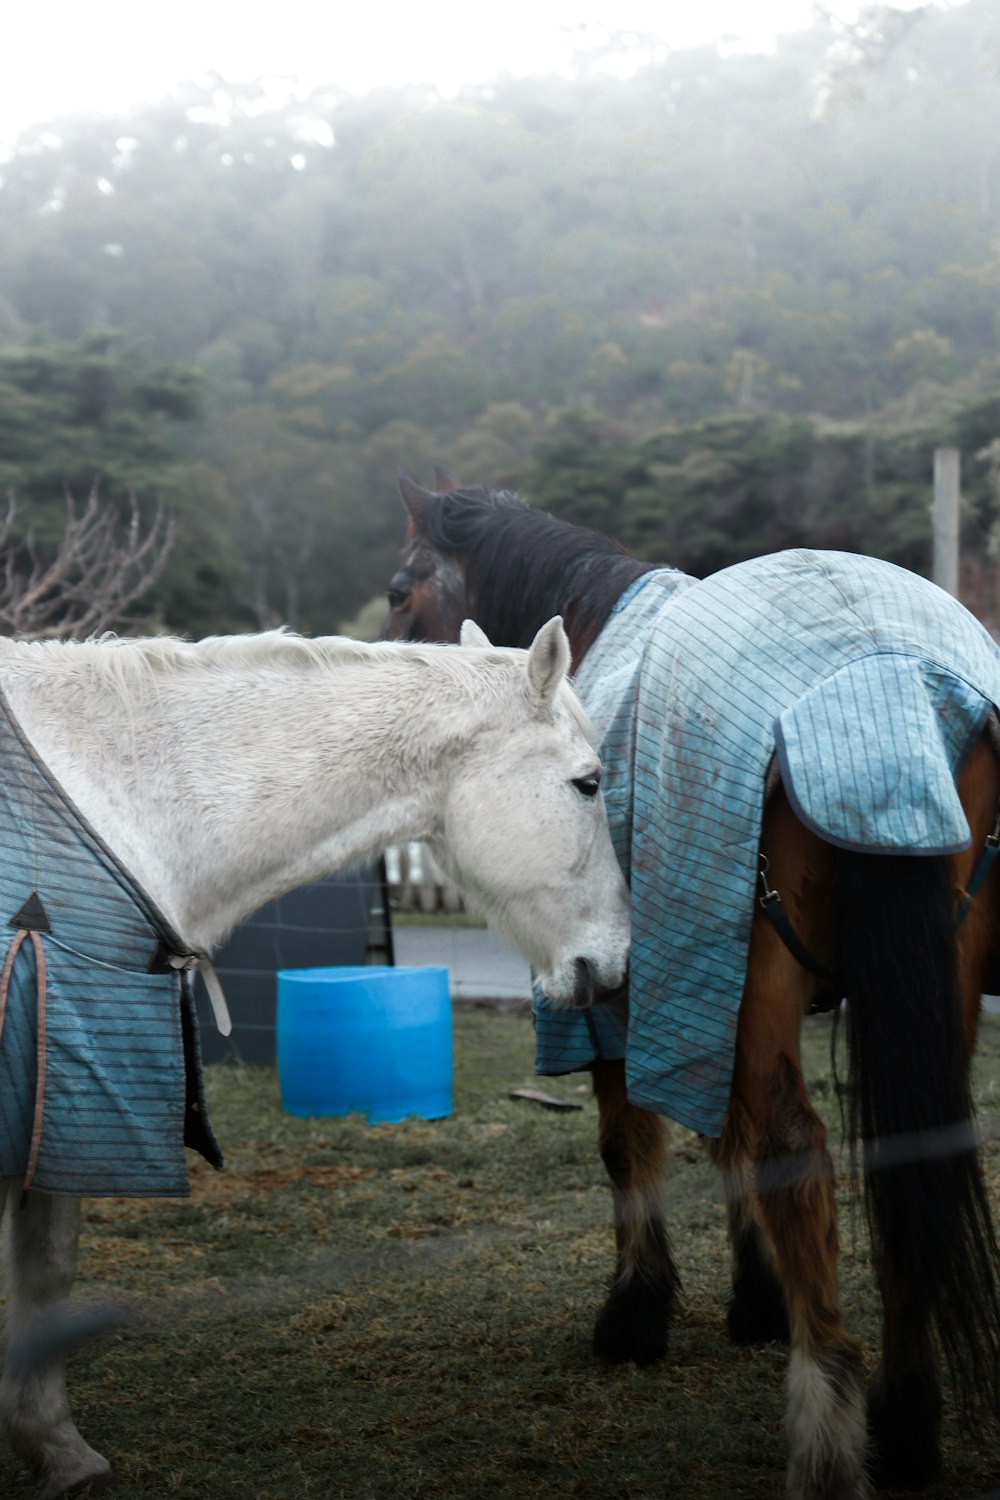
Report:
382,472,1000,1500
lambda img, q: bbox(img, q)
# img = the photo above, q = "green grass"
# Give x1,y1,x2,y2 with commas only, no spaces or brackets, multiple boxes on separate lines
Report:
390,910,487,929
3,1012,1000,1499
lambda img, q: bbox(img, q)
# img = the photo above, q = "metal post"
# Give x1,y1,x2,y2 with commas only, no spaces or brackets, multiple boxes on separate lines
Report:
932,447,960,597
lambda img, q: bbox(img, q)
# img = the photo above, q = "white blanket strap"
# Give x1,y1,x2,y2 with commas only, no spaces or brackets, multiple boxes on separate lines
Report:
166,952,233,1037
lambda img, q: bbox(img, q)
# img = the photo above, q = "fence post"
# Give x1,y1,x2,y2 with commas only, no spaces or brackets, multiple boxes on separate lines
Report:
932,447,960,597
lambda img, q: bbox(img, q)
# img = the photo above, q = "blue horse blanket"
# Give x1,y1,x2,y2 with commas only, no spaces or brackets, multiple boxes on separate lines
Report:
0,687,222,1195
535,549,1000,1136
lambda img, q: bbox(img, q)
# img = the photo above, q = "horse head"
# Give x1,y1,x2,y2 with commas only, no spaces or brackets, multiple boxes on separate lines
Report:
382,471,638,669
382,471,468,644
431,614,630,1008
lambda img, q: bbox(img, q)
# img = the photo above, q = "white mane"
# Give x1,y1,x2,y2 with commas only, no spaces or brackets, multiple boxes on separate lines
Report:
0,628,470,684
0,628,595,740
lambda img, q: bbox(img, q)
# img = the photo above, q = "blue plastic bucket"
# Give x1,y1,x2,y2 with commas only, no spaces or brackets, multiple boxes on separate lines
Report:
276,965,452,1123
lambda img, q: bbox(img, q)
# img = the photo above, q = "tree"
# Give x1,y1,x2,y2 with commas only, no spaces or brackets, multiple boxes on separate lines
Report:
2,3,1000,631
0,487,174,638
0,333,199,523
0,332,247,634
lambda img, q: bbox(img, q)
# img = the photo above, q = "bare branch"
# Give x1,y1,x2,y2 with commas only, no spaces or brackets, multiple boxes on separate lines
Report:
0,486,176,641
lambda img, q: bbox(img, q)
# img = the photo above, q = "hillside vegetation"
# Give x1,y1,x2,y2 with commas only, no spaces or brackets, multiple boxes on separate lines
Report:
1,1,999,633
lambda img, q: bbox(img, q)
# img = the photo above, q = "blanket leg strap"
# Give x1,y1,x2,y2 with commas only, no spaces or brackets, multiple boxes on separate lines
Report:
757,856,833,980
955,812,1000,927
761,809,1000,1001
0,927,48,1190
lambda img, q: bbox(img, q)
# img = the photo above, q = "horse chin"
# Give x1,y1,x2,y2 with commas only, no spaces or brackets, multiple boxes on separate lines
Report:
539,957,627,1009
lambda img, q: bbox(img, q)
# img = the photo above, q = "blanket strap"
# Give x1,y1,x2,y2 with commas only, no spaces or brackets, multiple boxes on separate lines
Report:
761,806,1000,1011
955,807,1000,927
0,926,48,1189
150,938,231,1037
757,856,834,982
166,953,232,1037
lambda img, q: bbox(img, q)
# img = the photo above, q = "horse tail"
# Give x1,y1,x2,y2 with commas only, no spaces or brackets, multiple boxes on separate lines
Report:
836,848,1000,1417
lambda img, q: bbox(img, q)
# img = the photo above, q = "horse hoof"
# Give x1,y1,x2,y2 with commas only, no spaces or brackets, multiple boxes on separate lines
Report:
866,1379,942,1491
868,1447,941,1493
62,1474,116,1499
785,1457,871,1500
38,1449,113,1500
593,1279,672,1366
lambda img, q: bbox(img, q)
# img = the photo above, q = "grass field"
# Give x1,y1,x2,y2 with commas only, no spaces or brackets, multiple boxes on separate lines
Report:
3,1009,1000,1499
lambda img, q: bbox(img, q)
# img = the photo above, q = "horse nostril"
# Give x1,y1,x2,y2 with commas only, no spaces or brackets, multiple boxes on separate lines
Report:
571,957,596,1009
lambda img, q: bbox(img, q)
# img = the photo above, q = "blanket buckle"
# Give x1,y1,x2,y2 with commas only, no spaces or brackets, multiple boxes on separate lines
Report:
166,953,232,1038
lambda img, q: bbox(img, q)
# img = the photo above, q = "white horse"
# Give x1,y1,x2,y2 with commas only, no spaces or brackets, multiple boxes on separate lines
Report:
0,616,630,1498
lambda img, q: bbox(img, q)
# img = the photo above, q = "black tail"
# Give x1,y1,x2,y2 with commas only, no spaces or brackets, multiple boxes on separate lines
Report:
837,850,1000,1417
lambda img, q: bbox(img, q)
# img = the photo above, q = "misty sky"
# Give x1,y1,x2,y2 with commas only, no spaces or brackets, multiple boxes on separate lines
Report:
1,1,939,150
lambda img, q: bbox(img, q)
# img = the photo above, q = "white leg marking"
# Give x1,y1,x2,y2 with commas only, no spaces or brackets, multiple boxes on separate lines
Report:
611,1177,669,1284
785,1349,870,1500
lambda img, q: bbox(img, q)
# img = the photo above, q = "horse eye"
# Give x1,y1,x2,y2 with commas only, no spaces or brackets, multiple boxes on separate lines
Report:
387,588,409,610
572,773,601,798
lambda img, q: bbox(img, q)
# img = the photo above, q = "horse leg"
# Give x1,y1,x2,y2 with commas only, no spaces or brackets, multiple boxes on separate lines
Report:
721,821,868,1500
729,1041,868,1498
864,735,1000,1490
723,787,828,1352
591,1057,678,1364
0,1190,111,1499
716,1107,790,1347
865,1282,941,1491
755,1077,868,1500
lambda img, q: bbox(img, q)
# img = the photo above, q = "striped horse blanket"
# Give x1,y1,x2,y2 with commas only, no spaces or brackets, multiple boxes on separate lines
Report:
534,549,1000,1136
0,687,222,1196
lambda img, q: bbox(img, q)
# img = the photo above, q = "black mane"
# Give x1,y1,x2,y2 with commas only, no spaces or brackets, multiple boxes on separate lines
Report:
425,486,653,652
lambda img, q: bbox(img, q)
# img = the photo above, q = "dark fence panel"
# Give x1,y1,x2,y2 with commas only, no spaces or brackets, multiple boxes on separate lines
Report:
196,869,382,1065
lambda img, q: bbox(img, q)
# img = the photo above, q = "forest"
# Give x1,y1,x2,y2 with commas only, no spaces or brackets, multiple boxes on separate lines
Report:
1,0,999,637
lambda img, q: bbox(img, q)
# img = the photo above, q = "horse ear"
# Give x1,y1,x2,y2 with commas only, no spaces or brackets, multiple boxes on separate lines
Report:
460,619,492,648
526,617,570,703
398,472,435,533
434,466,459,493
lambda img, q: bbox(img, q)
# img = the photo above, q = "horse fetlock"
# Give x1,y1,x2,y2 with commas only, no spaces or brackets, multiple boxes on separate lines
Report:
785,1347,870,1500
728,1279,790,1346
727,1225,790,1346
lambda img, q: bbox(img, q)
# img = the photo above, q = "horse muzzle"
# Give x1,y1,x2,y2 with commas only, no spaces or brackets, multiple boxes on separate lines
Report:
567,957,629,1010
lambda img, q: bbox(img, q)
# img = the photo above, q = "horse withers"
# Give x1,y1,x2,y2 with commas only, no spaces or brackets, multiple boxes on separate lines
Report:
383,471,1000,1500
0,619,629,1499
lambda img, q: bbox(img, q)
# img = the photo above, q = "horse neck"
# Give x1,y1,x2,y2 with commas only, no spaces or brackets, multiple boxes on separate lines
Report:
0,644,491,953
463,514,651,671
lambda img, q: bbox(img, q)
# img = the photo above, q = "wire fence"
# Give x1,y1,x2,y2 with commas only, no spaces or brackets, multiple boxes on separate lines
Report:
384,842,465,913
